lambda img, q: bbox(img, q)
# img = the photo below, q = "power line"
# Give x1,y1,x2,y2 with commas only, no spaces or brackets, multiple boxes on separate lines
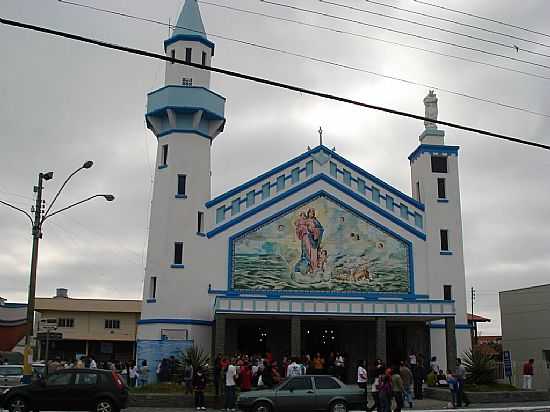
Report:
53,0,550,119
411,0,550,40
1,17,549,152
317,0,550,59
62,0,550,83
261,0,550,71
354,0,550,50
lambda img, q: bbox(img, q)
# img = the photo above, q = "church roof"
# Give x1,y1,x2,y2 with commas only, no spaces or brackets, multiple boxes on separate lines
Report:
164,0,215,52
206,145,427,240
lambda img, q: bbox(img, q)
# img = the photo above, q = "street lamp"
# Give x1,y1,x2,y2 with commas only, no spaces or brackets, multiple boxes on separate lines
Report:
0,162,114,381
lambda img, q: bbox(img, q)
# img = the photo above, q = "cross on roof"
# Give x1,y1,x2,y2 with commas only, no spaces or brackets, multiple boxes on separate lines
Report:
318,126,323,146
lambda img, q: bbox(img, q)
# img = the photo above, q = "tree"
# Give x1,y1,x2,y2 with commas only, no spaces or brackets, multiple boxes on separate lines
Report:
462,348,497,385
180,345,210,372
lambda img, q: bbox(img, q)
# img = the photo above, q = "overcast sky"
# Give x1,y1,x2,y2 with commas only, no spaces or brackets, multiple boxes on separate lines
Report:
1,0,549,335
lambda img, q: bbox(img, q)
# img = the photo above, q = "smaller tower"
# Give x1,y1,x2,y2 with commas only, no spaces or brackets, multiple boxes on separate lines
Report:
409,91,469,364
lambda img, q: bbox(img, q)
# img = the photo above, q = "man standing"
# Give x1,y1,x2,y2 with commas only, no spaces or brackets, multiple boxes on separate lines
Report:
522,359,535,390
413,355,425,400
391,368,404,412
399,361,413,408
224,358,238,412
455,358,470,407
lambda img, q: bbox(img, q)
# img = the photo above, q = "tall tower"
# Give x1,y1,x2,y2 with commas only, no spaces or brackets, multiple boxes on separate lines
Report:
409,91,470,364
138,0,225,351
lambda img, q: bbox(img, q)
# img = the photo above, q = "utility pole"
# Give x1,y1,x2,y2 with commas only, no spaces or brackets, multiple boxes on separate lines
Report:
471,286,477,346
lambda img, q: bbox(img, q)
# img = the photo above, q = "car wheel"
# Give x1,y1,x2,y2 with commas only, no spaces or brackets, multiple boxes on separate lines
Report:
95,399,118,412
330,400,348,412
252,401,272,412
8,397,28,412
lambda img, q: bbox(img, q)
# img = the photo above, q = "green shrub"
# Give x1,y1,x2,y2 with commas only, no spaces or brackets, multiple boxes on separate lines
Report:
462,348,497,385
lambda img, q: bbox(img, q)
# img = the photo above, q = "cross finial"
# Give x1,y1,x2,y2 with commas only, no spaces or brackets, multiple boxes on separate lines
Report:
318,126,323,146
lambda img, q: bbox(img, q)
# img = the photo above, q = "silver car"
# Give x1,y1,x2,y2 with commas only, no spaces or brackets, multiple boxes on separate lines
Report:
238,375,365,412
0,365,23,389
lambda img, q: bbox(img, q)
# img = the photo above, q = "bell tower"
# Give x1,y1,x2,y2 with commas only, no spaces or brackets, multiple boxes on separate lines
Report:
137,0,226,352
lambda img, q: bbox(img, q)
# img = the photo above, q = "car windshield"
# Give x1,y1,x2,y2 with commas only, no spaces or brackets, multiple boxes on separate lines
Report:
0,367,23,376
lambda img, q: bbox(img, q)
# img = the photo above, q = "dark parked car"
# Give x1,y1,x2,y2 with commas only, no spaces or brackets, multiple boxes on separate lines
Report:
0,368,128,412
237,375,365,412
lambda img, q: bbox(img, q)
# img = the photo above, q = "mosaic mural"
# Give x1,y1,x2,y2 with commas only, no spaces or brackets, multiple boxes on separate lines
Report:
231,195,410,293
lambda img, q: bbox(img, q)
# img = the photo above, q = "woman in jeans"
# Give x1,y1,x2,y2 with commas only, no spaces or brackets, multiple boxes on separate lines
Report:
378,374,393,412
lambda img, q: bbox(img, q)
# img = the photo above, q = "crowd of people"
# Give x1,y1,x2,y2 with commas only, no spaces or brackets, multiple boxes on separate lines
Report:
355,354,471,411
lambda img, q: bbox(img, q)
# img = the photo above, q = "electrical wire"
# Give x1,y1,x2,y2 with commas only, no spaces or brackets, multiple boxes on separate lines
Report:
411,0,550,40
317,0,550,59
59,0,550,83
1,17,549,151
54,0,550,118
354,0,550,50
261,0,550,71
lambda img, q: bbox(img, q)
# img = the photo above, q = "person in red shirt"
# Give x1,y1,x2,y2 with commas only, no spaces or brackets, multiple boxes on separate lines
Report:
522,359,535,390
239,362,253,392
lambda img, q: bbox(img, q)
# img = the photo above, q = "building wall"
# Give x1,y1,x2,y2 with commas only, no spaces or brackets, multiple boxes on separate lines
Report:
500,285,550,390
36,310,139,342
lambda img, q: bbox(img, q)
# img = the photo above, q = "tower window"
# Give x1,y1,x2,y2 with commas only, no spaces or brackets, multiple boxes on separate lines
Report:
416,181,421,202
174,242,184,265
386,195,394,210
437,178,446,199
443,285,452,301
440,229,449,251
161,144,168,166
185,47,192,63
357,178,366,195
197,211,205,234
343,169,351,186
216,206,225,224
431,156,448,173
182,78,193,87
400,204,409,220
177,175,187,196
149,276,157,299
202,51,207,66
170,49,175,64
291,168,300,184
329,162,337,177
305,160,313,176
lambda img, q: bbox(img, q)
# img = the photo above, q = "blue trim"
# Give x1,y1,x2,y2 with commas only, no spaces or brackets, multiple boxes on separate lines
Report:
137,318,213,326
226,191,417,296
3,303,27,308
164,34,216,52
408,144,460,163
158,164,168,170
205,146,424,211
147,105,225,122
207,174,426,240
175,194,188,199
430,323,472,330
171,264,186,268
196,232,206,237
440,251,453,256
215,308,454,317
437,198,449,203
158,128,213,141
147,85,226,102
0,318,27,324
146,299,157,304
208,288,433,301
328,149,425,210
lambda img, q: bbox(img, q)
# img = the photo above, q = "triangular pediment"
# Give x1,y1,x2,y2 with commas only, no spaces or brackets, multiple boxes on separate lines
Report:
207,146,425,240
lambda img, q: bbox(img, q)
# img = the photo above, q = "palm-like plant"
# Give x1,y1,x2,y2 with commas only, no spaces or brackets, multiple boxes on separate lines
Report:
180,345,211,372
462,348,497,385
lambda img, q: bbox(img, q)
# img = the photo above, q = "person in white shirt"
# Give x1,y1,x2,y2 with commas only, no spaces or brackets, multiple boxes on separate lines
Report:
287,359,304,377
357,360,368,389
129,362,139,387
89,357,97,369
224,359,238,411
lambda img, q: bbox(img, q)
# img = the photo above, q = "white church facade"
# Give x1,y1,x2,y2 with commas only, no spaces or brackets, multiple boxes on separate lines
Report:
137,0,471,374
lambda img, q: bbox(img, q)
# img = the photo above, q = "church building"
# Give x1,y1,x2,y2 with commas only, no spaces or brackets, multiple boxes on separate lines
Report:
137,0,471,375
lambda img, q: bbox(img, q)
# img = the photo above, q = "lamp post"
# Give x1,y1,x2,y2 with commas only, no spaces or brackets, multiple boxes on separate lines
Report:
0,161,114,382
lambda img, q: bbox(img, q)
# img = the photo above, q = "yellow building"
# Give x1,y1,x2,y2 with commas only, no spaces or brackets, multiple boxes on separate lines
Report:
35,289,141,363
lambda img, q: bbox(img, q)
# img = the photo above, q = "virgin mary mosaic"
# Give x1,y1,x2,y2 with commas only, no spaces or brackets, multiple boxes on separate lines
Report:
231,195,410,293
